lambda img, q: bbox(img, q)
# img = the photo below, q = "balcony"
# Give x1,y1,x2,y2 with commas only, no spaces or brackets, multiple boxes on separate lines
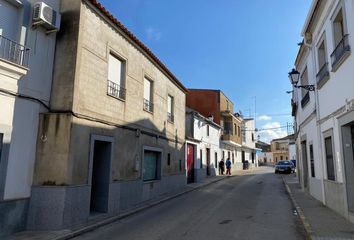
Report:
167,112,174,123
0,35,30,67
316,63,330,88
301,92,310,108
107,80,126,100
331,34,351,72
143,98,154,112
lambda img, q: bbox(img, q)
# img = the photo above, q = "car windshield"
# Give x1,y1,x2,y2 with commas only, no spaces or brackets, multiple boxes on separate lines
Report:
277,161,291,165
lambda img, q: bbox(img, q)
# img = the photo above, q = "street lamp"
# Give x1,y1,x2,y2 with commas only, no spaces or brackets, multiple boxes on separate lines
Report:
288,68,315,91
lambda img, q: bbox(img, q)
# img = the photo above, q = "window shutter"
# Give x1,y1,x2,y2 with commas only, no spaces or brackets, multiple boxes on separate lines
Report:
0,0,19,41
108,54,122,86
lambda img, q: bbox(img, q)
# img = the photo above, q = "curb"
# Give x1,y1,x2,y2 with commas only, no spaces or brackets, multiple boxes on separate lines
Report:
282,176,314,240
51,176,232,240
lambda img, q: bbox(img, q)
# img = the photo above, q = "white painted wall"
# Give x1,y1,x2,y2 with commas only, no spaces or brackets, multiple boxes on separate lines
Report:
189,112,222,175
0,0,59,199
294,0,354,209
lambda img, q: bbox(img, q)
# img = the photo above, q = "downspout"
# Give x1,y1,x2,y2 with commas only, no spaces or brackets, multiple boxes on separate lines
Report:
307,41,326,204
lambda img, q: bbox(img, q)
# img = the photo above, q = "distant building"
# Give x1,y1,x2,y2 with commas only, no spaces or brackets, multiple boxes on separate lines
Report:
186,89,242,171
185,108,222,183
256,141,273,164
271,135,294,163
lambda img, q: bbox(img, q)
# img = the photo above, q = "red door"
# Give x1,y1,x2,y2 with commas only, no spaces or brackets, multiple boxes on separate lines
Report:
187,144,195,183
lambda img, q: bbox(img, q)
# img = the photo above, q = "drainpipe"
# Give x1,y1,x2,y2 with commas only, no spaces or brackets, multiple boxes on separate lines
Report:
308,41,326,204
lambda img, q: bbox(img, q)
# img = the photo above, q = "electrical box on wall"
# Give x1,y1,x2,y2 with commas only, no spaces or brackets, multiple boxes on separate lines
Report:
32,2,61,32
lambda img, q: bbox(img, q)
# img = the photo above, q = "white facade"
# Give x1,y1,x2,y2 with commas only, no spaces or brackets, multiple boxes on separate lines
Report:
0,0,59,236
241,118,258,168
292,0,354,222
186,109,222,182
258,152,273,164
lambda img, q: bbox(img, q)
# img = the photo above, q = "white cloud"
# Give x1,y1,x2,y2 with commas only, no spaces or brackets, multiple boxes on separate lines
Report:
257,115,272,121
146,26,162,41
258,121,287,143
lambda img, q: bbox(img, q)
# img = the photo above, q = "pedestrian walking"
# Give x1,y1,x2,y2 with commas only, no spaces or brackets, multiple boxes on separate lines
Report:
218,158,225,175
225,158,232,175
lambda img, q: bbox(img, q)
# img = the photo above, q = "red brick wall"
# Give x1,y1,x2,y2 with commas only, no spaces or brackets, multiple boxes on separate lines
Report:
186,90,221,124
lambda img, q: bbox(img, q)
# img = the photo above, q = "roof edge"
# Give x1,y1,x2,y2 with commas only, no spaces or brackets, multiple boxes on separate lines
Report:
86,0,188,93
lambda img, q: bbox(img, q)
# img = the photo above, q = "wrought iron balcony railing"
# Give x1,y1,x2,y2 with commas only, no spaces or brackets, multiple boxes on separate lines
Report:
107,80,126,100
167,112,174,122
143,98,154,112
316,63,329,87
331,34,350,70
0,35,30,67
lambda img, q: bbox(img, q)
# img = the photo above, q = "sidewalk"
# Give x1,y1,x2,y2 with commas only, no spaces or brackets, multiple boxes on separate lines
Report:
6,175,231,240
283,174,354,240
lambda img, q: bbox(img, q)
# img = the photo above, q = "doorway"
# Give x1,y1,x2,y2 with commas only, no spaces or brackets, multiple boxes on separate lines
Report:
301,140,308,189
342,123,354,212
206,148,211,176
186,144,195,184
90,139,112,214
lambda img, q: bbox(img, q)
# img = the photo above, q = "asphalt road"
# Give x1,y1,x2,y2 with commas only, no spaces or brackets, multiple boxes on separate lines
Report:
73,167,305,240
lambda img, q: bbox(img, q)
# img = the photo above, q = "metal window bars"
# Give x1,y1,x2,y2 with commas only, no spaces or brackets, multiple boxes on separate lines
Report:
331,34,350,68
143,98,154,112
167,112,174,122
107,80,126,100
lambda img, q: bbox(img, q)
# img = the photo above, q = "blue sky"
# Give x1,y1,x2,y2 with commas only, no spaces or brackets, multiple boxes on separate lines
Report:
99,0,312,142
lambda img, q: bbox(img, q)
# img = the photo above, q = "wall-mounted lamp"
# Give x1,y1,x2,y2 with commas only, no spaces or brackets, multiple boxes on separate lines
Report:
288,68,315,91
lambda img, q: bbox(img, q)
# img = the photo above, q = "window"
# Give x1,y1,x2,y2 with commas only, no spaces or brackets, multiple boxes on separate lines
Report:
242,126,246,142
107,53,126,99
300,68,310,108
238,126,241,137
167,153,171,166
143,77,153,112
222,151,225,159
206,125,210,137
251,152,254,163
228,151,230,159
331,7,350,71
167,95,174,122
234,124,237,135
309,144,315,178
232,153,234,164
316,38,330,86
215,152,218,168
280,156,283,160
252,133,254,142
325,136,335,181
143,150,161,181
200,149,203,168
333,8,345,48
0,133,3,163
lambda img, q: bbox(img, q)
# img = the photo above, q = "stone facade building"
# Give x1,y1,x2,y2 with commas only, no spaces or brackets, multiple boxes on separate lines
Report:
27,0,187,230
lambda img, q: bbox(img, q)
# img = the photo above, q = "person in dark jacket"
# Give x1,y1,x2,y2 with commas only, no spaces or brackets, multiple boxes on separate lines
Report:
218,159,225,175
225,158,232,175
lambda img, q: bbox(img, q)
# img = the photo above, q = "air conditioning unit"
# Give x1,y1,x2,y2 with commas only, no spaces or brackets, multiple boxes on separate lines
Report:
33,2,61,32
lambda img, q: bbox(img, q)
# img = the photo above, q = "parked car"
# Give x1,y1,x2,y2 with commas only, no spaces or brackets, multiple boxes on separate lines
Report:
275,160,295,174
290,159,296,167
